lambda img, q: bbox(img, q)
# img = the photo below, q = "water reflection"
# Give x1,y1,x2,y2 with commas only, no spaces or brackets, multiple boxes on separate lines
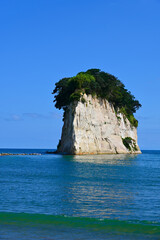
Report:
2,152,158,222
63,154,139,165
67,181,134,219
57,154,139,219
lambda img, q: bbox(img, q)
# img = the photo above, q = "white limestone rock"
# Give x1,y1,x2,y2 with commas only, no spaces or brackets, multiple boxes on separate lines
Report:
57,94,141,154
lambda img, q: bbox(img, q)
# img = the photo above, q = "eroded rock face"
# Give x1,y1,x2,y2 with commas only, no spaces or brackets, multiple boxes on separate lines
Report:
57,94,141,154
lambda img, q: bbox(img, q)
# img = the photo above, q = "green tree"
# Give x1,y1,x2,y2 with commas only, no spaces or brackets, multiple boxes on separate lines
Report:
53,69,142,127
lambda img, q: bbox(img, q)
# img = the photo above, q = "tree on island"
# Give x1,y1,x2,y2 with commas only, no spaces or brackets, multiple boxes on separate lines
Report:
53,69,142,127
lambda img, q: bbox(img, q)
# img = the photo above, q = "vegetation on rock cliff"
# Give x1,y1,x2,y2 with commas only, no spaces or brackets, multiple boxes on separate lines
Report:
53,69,141,127
122,137,138,152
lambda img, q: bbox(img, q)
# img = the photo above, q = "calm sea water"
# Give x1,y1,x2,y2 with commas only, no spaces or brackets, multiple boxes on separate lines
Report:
0,149,160,239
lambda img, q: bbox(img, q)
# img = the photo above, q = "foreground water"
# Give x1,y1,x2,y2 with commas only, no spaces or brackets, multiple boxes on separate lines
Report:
0,149,160,239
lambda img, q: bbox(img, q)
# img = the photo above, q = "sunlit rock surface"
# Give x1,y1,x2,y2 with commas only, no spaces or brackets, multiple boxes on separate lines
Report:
57,94,141,155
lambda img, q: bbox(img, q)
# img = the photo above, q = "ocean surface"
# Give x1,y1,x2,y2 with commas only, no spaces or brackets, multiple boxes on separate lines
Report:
0,149,160,239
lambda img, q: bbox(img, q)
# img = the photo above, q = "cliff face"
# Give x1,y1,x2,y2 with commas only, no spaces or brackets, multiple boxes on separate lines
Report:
57,94,141,154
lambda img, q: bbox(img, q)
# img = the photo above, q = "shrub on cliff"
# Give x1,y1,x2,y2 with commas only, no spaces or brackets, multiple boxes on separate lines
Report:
53,69,141,127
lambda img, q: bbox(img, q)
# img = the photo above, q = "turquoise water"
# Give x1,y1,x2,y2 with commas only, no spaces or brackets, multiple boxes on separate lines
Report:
0,150,160,239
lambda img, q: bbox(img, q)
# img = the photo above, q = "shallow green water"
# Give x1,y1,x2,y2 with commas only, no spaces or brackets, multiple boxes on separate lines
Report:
0,150,160,239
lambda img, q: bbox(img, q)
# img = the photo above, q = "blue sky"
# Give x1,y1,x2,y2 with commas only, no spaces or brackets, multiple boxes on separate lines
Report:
0,0,160,149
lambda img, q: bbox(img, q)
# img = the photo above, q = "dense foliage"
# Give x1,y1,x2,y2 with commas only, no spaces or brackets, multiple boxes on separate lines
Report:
122,137,138,152
53,69,141,127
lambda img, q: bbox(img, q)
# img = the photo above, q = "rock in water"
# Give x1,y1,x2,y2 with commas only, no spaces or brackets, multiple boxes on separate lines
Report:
57,94,141,155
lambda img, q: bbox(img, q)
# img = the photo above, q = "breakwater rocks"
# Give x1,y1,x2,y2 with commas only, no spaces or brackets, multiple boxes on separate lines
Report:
0,153,41,156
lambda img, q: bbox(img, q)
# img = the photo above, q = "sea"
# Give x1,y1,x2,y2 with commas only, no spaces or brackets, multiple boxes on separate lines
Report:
0,149,160,239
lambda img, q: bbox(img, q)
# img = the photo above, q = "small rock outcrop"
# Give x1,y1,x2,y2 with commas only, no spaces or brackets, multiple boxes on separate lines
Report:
57,94,141,154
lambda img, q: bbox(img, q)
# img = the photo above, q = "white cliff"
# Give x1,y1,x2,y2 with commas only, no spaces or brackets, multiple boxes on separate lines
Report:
57,94,141,154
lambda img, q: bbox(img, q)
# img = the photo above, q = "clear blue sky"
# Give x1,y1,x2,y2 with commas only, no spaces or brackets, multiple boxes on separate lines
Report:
0,0,160,150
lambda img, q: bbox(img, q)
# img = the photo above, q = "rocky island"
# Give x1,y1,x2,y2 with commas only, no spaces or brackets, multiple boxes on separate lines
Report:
53,69,141,155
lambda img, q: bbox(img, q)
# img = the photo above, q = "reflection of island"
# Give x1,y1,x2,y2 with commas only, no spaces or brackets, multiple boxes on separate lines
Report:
66,154,138,165
57,154,139,219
